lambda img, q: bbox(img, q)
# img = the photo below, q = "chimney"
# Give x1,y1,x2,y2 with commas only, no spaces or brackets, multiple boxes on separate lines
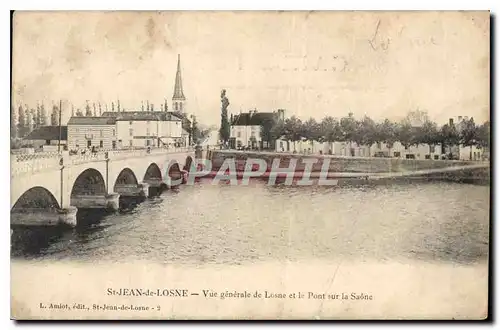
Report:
458,116,462,122
230,113,234,123
449,118,454,126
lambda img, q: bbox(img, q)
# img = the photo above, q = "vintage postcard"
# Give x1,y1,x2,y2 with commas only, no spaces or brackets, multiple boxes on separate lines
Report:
10,10,490,320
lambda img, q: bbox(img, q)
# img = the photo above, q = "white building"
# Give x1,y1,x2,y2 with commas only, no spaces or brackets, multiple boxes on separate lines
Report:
275,138,443,160
102,111,183,148
450,116,484,161
230,109,284,149
67,117,117,150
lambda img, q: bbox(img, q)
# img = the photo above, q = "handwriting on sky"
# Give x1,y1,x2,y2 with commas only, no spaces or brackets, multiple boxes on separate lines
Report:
260,55,349,73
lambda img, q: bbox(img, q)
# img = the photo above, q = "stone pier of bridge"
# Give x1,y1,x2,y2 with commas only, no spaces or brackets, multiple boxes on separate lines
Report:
10,147,196,227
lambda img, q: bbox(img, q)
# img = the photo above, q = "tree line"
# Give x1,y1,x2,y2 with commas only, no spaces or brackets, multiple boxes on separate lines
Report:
260,110,490,158
11,103,54,139
11,99,184,140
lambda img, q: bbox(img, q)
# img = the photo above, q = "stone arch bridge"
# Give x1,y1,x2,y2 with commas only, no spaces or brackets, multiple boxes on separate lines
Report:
11,148,195,227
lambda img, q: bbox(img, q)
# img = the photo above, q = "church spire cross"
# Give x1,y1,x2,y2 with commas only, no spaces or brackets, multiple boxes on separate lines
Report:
172,54,185,101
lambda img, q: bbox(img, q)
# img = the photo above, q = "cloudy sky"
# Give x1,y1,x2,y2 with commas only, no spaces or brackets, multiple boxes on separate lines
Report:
12,11,489,126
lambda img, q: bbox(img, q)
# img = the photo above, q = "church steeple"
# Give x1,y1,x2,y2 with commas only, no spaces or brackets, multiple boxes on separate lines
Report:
172,54,186,113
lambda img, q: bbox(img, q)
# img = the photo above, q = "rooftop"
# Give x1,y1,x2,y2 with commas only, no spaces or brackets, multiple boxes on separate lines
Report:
231,111,278,126
68,117,117,125
101,111,182,121
24,126,68,141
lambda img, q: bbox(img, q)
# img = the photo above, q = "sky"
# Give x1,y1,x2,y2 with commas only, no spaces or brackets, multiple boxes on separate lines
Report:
11,11,490,127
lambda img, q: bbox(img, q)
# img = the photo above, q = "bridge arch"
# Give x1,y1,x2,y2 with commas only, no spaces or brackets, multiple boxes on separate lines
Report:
184,156,193,172
167,160,182,177
113,168,138,190
143,163,162,181
11,186,60,211
70,168,107,197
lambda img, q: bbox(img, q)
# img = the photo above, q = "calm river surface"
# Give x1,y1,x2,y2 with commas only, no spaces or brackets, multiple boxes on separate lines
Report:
11,180,490,265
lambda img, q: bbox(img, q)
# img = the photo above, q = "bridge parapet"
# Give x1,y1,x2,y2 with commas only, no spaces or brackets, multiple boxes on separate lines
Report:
11,156,61,177
11,147,196,178
12,152,61,162
107,147,194,160
65,153,107,165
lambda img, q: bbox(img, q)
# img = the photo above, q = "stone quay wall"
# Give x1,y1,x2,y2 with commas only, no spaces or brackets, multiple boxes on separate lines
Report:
208,150,483,174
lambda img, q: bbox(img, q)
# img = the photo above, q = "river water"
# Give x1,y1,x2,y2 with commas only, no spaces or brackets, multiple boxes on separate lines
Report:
11,180,490,266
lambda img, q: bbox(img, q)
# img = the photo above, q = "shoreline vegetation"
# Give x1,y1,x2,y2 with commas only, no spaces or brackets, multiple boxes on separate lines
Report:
224,108,490,160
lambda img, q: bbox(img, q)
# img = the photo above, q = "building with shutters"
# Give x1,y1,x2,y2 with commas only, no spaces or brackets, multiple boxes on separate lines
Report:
101,111,183,148
67,117,117,151
230,109,284,149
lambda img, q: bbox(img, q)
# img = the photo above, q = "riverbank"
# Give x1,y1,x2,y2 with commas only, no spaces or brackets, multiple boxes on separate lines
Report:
208,150,490,185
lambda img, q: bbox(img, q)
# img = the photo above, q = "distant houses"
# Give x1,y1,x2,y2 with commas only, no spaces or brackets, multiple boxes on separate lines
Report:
21,126,68,152
229,109,285,149
67,117,117,150
12,54,195,153
227,108,488,161
275,139,445,160
66,110,187,152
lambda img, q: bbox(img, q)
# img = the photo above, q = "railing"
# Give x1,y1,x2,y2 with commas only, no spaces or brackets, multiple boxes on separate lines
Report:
11,147,195,177
12,152,61,162
10,156,61,177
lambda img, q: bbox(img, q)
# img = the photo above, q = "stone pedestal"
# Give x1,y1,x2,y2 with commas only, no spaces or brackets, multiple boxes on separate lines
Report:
57,206,78,227
115,183,149,197
71,193,120,211
139,183,150,196
143,177,163,188
105,193,120,211
143,178,165,196
10,206,78,227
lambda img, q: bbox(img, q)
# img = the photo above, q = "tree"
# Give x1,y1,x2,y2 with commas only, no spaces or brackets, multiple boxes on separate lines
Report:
191,115,199,145
26,107,33,134
283,116,303,150
355,116,377,156
11,105,17,139
17,105,26,138
270,120,286,150
340,112,357,155
439,123,460,158
219,89,230,145
418,120,440,155
301,117,321,151
75,108,84,117
460,117,478,160
379,119,397,156
35,104,42,128
40,103,47,126
476,120,490,150
397,120,416,150
320,116,342,151
51,105,59,125
260,116,277,150
85,101,92,116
